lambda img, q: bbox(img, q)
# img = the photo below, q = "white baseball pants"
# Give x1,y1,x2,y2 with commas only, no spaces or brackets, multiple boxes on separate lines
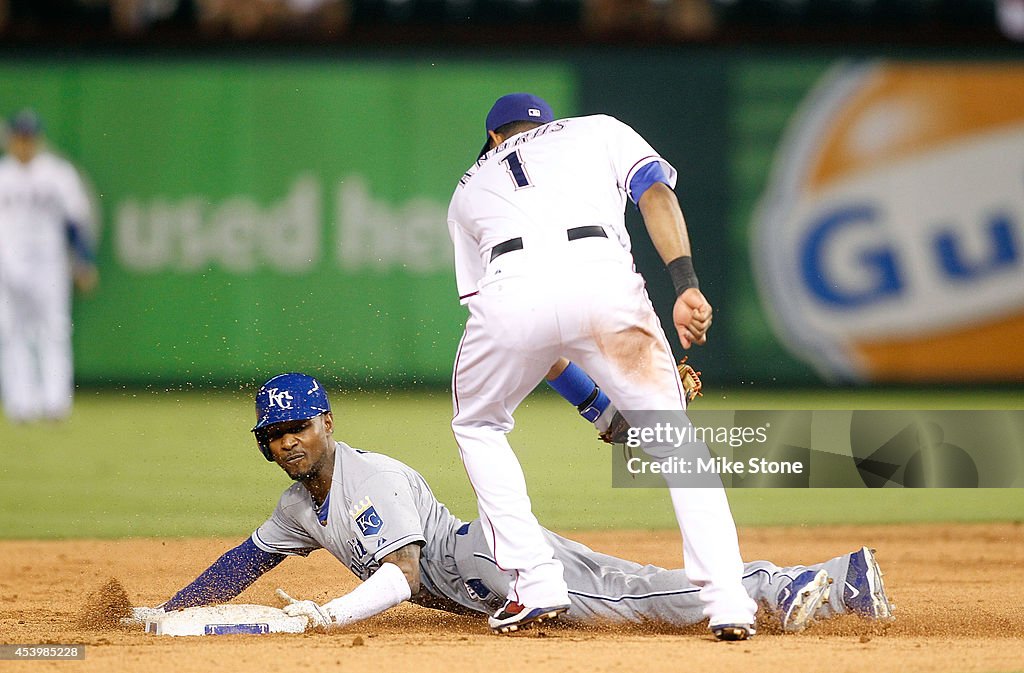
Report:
0,274,73,423
451,238,756,624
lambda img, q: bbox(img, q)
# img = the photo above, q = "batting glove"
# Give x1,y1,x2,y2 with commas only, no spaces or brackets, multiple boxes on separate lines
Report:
282,599,332,627
277,589,333,628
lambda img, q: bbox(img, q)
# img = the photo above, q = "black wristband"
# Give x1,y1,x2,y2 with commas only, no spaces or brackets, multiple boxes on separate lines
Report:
576,386,601,413
667,256,699,296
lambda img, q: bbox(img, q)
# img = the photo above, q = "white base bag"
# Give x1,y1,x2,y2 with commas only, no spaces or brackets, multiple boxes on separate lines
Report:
145,604,308,636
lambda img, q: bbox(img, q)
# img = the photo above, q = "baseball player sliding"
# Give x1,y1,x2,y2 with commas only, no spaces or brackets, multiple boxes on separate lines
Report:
447,93,755,637
133,374,894,635
0,109,98,423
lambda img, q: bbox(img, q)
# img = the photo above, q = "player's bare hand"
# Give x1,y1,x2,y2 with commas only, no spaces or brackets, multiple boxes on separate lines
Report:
672,289,712,349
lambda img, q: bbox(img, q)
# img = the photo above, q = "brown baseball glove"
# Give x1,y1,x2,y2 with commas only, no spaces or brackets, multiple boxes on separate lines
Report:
598,410,631,445
678,356,703,404
598,358,703,444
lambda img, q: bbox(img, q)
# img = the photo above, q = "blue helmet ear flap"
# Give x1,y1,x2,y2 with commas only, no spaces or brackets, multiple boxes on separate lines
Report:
255,429,273,461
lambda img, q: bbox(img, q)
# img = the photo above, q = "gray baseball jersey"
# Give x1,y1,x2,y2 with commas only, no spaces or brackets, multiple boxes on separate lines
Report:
251,441,477,611
251,441,848,625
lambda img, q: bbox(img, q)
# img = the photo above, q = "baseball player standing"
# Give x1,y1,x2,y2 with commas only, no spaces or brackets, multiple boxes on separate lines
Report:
447,93,757,638
132,372,894,634
0,109,98,423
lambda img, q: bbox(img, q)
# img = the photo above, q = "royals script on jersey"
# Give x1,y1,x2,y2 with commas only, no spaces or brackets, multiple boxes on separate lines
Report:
447,114,677,302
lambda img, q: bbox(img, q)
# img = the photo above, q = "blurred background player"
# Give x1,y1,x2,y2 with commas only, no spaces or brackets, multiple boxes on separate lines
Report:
133,372,895,635
0,108,98,423
447,92,755,638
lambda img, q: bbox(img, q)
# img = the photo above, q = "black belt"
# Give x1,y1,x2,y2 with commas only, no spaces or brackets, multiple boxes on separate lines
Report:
489,226,608,262
489,237,524,261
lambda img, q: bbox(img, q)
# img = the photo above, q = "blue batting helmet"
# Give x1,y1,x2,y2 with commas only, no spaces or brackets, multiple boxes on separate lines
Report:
252,372,331,460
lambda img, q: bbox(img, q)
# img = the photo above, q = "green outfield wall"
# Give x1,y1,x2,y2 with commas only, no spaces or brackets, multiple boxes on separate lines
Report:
0,60,575,386
2,51,1020,387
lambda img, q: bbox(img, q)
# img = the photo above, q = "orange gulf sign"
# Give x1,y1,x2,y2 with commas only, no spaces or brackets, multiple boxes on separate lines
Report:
754,62,1024,383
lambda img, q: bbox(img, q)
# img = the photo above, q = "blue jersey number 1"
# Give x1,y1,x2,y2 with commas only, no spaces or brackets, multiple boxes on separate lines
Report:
501,150,533,189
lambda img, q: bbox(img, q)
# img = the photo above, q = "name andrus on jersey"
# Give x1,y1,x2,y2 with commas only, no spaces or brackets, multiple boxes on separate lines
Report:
460,120,569,186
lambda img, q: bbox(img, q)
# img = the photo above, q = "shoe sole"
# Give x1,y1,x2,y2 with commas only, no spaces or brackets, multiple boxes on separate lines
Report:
858,548,896,621
781,569,832,632
711,624,755,641
490,606,568,634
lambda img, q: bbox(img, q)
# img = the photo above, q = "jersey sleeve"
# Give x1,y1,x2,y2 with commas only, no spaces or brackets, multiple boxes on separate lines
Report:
348,471,426,562
55,160,97,262
447,203,486,303
56,160,94,229
163,538,286,610
252,491,321,557
601,115,678,204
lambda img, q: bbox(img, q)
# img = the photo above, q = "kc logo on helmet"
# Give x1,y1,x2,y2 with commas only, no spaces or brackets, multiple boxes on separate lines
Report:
754,61,1024,383
266,388,293,409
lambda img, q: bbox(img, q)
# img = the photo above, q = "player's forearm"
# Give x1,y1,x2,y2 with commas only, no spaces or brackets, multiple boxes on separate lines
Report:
638,183,703,295
163,538,285,610
380,543,423,595
291,547,418,628
319,562,413,627
638,182,692,265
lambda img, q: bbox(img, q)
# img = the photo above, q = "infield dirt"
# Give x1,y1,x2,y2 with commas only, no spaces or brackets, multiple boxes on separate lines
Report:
2,522,1022,673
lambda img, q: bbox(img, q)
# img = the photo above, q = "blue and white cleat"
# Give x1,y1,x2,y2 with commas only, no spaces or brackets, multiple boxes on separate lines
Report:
488,600,570,634
777,568,832,632
844,547,895,621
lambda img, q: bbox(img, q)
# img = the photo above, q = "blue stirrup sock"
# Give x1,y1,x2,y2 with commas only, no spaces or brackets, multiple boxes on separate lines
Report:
547,362,610,423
